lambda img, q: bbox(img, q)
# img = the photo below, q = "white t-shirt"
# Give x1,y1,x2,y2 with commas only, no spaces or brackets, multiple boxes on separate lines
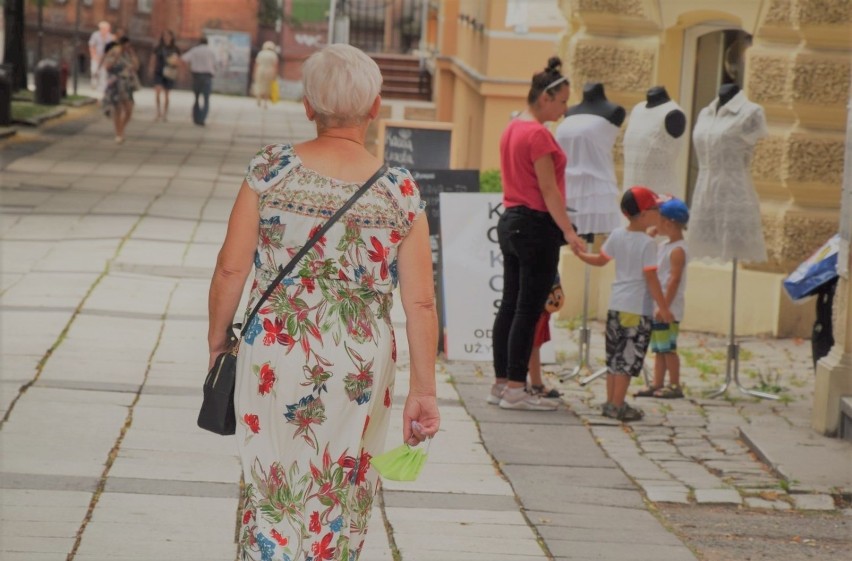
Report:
601,227,657,316
657,239,688,322
88,31,114,60
181,44,218,75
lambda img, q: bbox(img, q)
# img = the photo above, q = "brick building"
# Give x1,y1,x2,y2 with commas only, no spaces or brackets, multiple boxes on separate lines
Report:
24,0,259,86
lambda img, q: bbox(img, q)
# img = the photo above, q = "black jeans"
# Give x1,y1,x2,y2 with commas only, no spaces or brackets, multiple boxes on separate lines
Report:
492,207,563,383
191,72,212,124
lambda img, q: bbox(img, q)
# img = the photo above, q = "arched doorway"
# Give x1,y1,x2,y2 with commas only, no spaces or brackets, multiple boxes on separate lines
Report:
679,24,752,204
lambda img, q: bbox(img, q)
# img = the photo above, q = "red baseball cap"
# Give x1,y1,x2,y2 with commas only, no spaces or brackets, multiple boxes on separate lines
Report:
621,186,660,217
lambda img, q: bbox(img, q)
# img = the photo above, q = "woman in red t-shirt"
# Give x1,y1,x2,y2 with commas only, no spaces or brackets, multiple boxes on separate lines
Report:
489,57,584,411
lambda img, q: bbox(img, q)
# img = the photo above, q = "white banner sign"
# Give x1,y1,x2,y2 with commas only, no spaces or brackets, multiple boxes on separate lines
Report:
440,193,555,362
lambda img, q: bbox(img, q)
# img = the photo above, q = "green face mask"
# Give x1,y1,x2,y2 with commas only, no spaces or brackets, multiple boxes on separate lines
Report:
370,444,429,481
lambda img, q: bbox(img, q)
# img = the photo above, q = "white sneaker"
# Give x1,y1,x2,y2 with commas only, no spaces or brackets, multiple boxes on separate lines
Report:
498,386,558,411
486,383,506,405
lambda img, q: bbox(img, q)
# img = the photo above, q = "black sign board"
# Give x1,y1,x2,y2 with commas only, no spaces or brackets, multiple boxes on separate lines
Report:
380,120,453,170
410,169,480,353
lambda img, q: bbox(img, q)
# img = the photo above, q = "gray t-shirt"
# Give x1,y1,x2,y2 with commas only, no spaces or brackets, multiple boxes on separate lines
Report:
601,227,658,316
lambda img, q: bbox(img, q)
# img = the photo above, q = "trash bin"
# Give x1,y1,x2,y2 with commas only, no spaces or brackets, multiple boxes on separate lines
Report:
34,59,62,105
0,65,11,126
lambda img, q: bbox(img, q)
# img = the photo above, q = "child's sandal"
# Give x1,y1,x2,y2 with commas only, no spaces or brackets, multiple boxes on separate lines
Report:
634,386,660,398
654,385,684,399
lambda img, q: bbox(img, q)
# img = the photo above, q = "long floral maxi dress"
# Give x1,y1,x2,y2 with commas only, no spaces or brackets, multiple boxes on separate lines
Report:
235,144,425,561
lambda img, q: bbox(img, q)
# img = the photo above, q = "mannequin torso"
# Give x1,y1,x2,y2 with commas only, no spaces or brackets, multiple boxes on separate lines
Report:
645,86,685,138
564,83,626,127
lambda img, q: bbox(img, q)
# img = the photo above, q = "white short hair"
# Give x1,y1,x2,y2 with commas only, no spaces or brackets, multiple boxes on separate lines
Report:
302,44,382,127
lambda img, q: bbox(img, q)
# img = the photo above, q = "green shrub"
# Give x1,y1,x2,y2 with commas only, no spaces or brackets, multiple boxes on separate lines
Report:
479,169,502,192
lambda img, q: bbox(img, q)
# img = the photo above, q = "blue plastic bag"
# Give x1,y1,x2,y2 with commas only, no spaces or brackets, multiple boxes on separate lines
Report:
783,235,840,301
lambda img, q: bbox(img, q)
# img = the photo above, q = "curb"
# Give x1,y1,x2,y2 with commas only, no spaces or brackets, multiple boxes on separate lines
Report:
0,126,16,139
13,105,67,126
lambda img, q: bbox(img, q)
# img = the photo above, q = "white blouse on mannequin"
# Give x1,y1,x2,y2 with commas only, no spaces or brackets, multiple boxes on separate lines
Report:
554,113,622,235
688,91,768,263
622,99,687,195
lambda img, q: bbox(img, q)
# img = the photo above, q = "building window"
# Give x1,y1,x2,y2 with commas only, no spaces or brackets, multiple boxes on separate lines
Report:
83,0,94,6
109,0,121,9
137,0,154,13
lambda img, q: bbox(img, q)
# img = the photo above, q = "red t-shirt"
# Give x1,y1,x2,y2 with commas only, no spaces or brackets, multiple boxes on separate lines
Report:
499,119,566,212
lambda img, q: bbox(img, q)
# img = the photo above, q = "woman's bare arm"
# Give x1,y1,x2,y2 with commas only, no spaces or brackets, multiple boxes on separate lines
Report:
533,154,584,254
396,215,440,444
208,181,259,365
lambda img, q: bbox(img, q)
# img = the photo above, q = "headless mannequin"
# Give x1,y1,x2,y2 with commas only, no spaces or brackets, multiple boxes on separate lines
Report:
717,83,740,108
645,86,685,138
565,82,626,127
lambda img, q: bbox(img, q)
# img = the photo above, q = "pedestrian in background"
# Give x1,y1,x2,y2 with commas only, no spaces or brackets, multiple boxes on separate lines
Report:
149,30,180,122
101,37,139,144
488,56,584,411
635,197,689,399
251,41,279,109
181,36,217,126
573,186,674,422
527,278,564,401
88,20,114,92
207,44,439,560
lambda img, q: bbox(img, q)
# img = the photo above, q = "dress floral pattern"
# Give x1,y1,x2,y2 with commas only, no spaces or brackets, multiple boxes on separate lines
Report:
235,143,424,561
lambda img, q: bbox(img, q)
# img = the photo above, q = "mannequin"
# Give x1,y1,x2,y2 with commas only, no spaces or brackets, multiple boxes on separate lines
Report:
717,83,740,108
555,82,624,381
555,82,624,235
688,86,767,262
564,82,626,127
622,85,687,194
645,86,686,137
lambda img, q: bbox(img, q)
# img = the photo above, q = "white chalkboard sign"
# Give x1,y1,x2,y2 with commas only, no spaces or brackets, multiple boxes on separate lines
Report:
378,120,454,169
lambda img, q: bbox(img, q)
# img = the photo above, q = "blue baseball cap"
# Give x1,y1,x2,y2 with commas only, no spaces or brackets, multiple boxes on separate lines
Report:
659,198,689,224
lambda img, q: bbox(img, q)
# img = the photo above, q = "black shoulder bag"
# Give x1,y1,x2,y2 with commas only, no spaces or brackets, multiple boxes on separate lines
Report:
198,165,388,435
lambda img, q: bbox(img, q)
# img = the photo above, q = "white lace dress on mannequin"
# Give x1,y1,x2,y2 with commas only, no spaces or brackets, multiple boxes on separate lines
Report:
555,113,622,235
622,100,686,194
688,91,768,263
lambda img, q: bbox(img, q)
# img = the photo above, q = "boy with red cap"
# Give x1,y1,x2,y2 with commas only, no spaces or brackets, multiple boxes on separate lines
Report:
573,186,673,421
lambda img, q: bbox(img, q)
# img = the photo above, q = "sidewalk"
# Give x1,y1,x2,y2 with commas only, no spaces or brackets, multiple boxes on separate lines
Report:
1,88,848,561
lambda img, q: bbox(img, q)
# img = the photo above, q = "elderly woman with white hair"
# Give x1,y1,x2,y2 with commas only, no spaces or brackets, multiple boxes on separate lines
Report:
251,41,280,108
207,44,440,560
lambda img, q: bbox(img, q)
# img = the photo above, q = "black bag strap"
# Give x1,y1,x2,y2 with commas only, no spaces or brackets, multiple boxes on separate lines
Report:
239,164,388,338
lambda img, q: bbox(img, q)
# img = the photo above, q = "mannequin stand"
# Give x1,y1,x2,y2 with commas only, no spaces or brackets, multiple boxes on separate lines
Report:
560,248,606,382
707,259,779,400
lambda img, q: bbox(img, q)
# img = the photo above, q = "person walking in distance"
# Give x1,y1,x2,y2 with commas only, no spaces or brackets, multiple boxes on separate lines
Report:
573,186,673,422
488,56,585,411
181,36,217,126
88,21,114,92
207,44,439,560
251,41,280,109
101,37,139,144
149,30,180,122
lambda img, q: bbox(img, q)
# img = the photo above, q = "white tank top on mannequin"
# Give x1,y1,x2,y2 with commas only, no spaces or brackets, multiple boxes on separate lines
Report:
688,91,768,263
622,100,686,195
554,113,622,235
657,239,688,322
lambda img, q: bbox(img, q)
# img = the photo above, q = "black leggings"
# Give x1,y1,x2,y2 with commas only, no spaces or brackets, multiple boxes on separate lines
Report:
492,207,563,383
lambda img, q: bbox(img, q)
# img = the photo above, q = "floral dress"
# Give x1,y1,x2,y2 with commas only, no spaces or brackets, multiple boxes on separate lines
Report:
102,50,138,115
235,144,424,561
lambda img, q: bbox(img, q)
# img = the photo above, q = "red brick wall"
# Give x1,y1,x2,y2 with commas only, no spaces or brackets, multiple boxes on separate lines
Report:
179,0,259,43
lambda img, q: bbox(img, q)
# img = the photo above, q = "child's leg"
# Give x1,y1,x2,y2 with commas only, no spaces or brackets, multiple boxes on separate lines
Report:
653,353,666,388
666,352,680,386
606,373,615,404
528,345,543,388
611,374,631,407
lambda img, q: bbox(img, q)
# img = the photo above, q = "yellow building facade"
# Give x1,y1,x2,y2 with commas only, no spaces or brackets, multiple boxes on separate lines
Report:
431,0,851,433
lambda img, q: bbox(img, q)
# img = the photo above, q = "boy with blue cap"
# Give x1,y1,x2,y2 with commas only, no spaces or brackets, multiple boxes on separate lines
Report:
636,197,689,398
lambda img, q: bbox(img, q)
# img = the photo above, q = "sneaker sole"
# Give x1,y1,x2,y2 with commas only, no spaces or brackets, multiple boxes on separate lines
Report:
486,395,502,405
498,399,558,411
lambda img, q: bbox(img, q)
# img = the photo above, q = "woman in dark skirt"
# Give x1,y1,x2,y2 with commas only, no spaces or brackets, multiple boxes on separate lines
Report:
149,30,180,121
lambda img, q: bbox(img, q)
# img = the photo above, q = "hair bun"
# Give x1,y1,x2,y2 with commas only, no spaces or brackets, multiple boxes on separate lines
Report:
546,56,562,73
